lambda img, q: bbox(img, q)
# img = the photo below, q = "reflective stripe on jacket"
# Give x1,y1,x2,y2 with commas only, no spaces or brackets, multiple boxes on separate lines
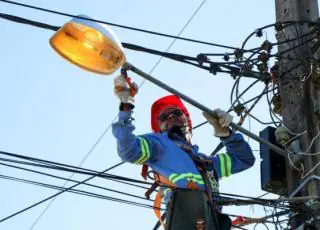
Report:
112,111,255,197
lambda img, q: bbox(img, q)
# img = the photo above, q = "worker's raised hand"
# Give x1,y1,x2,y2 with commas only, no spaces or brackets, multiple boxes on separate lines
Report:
203,109,233,137
114,74,138,107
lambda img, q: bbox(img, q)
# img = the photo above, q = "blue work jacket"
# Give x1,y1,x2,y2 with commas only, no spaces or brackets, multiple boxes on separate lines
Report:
112,111,255,201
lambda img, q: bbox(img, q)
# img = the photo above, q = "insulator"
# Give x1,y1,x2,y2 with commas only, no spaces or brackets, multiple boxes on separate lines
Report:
223,53,230,61
258,63,268,73
233,104,245,116
261,40,273,53
274,22,284,31
272,94,281,115
258,52,269,62
196,53,208,66
255,28,263,37
234,49,244,60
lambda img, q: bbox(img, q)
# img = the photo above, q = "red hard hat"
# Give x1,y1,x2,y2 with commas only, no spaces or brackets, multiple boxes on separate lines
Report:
151,95,192,133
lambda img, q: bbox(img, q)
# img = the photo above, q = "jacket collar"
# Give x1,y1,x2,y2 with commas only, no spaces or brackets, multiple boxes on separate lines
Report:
164,132,199,153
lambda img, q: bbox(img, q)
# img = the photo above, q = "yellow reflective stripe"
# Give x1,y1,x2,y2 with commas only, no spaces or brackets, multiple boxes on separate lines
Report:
225,153,232,177
219,154,226,177
169,173,204,185
219,153,232,177
134,137,151,164
161,188,171,202
163,188,171,196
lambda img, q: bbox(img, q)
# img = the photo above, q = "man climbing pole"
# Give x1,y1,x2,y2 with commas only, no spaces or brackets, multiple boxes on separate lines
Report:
112,73,256,230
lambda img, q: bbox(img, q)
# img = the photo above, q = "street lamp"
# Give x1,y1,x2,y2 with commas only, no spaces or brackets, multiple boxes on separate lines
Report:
49,15,289,157
49,15,126,75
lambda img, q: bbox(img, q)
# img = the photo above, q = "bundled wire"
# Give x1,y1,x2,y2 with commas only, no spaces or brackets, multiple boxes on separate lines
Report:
0,150,300,210
0,162,154,202
1,2,320,228
0,0,243,50
0,12,260,78
0,174,159,210
1,6,318,133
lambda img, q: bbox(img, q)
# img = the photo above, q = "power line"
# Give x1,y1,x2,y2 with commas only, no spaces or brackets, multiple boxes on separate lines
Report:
0,162,124,223
0,0,243,50
0,162,155,202
27,120,118,229
0,152,294,208
0,150,294,209
2,11,315,82
0,174,159,210
0,155,155,186
0,12,259,78
0,152,286,202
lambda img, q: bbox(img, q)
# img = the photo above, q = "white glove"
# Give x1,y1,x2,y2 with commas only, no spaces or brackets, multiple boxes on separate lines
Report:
203,109,233,137
114,74,138,105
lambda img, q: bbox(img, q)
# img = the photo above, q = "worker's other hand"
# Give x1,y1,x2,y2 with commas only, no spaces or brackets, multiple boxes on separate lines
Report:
203,109,233,137
114,74,138,106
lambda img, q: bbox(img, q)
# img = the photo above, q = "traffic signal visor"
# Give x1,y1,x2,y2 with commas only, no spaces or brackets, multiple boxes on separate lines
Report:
49,15,126,75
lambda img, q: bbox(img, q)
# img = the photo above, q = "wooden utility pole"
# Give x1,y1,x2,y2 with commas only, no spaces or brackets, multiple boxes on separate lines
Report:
275,0,320,228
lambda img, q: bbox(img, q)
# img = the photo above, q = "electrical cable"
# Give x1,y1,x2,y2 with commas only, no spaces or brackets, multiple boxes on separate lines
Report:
246,113,281,125
266,84,282,127
0,162,124,223
193,80,273,131
232,225,248,230
0,162,155,202
27,119,119,229
0,0,243,50
211,85,267,155
1,4,318,228
0,12,255,78
2,10,315,84
0,174,160,210
254,223,270,230
1,159,295,210
0,150,131,182
230,79,261,111
0,152,295,208
275,32,318,61
1,10,317,80
0,156,155,186
242,21,318,52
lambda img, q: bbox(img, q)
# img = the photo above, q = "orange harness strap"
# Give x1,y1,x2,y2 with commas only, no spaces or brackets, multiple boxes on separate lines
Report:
141,165,201,229
154,190,165,228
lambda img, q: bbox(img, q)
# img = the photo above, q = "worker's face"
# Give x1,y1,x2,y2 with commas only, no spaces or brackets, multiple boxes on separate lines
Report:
158,107,187,132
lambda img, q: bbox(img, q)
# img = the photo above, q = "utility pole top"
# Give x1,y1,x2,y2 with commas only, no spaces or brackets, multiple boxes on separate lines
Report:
275,0,320,228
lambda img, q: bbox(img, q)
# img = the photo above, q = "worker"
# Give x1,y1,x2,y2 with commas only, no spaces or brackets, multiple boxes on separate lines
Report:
112,74,255,230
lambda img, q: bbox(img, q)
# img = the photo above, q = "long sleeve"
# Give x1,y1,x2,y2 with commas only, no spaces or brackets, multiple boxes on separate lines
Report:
112,111,161,164
211,132,255,179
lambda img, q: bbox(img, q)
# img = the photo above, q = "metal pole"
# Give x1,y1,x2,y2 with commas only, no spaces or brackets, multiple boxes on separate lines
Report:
124,62,289,158
289,175,320,198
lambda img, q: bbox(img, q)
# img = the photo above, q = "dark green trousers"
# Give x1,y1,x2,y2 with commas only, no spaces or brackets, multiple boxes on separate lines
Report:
165,191,231,230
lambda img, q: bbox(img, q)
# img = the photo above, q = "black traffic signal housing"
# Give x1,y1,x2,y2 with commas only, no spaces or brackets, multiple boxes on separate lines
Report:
259,126,288,196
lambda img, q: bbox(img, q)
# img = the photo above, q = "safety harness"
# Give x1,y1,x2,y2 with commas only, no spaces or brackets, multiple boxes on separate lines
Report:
141,133,229,230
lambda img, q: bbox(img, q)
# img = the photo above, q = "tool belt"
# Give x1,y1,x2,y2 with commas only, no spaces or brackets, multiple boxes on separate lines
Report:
166,190,231,230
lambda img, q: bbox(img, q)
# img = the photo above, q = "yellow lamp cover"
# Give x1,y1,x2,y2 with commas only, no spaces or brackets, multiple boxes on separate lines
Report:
50,15,126,75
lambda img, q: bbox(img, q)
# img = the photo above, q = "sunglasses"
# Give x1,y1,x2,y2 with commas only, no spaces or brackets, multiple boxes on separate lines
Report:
158,108,184,122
